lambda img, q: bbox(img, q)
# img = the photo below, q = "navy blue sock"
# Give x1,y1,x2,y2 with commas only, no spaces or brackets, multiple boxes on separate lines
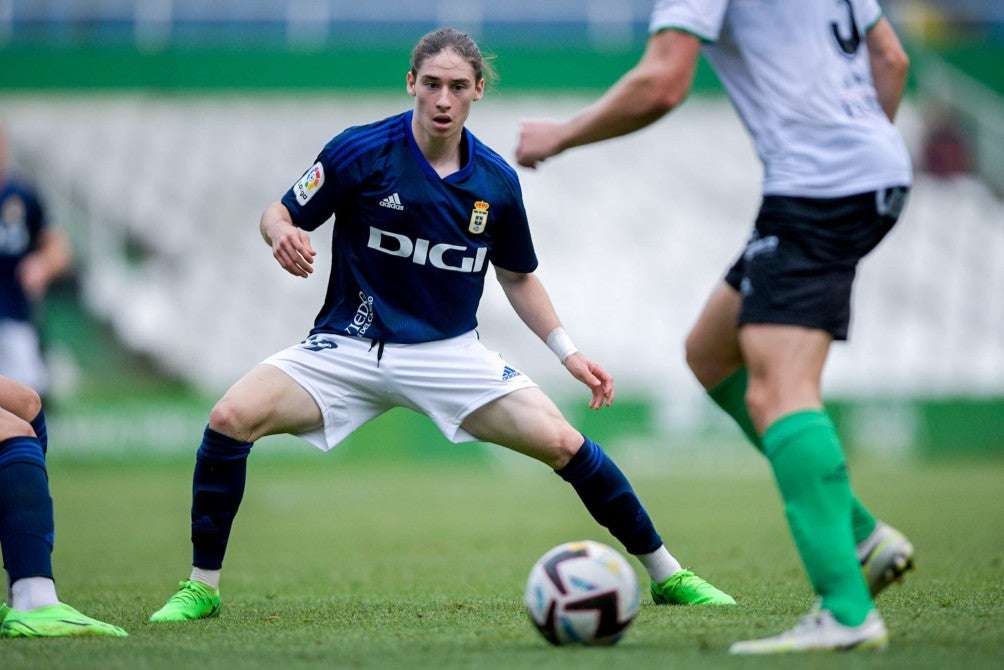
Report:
30,408,47,456
556,438,662,555
191,426,253,570
0,437,54,581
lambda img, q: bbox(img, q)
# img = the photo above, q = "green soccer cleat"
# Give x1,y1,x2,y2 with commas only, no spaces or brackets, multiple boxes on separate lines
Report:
651,569,736,605
729,608,888,654
149,580,221,622
857,522,915,597
0,602,9,623
0,602,128,638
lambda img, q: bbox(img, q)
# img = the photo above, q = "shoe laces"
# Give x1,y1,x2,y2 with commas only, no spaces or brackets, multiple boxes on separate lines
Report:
169,581,213,605
675,570,714,592
791,610,828,636
666,569,696,586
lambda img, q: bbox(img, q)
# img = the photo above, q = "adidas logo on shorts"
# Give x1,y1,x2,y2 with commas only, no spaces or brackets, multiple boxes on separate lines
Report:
502,366,522,381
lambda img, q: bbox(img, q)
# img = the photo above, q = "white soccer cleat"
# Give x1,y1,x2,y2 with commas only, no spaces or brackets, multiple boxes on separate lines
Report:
857,522,915,597
729,608,888,655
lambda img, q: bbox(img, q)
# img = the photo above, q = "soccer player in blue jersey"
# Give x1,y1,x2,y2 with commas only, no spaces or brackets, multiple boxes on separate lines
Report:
517,0,915,654
149,27,733,623
0,125,72,396
0,375,128,637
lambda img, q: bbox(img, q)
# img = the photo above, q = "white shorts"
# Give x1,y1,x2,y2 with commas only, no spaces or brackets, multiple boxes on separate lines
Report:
0,320,48,395
261,330,538,451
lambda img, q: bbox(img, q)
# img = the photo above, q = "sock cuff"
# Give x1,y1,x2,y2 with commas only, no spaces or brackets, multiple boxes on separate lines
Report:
30,407,46,433
197,426,253,462
555,437,603,482
707,367,747,402
762,409,833,458
30,408,47,455
0,436,46,469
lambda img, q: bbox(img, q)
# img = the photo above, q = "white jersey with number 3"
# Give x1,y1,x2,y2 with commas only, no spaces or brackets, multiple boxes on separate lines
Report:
650,0,913,198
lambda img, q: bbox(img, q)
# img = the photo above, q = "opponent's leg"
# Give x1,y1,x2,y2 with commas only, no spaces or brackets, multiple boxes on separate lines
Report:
709,368,880,539
687,283,896,550
762,410,873,625
461,388,734,605
728,325,881,653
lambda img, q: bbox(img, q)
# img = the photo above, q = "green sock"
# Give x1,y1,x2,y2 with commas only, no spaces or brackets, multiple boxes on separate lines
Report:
708,369,877,543
708,368,763,449
763,410,873,626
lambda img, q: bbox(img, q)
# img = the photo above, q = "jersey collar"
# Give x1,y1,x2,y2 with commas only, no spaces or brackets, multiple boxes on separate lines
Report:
403,109,475,183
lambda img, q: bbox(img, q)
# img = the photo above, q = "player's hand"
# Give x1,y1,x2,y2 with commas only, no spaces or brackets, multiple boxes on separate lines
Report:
563,352,615,409
516,119,564,169
270,223,316,278
15,256,51,302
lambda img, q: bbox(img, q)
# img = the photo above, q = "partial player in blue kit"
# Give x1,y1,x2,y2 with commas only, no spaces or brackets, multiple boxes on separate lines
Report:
0,124,72,396
516,0,916,655
149,27,734,623
0,375,127,637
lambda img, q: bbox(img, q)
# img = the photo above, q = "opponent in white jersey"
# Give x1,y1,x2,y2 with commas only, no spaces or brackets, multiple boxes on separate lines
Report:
658,0,912,197
149,27,735,624
517,0,914,654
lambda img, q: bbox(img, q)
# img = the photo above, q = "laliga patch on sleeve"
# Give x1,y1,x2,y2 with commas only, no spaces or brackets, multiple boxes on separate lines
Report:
294,163,325,205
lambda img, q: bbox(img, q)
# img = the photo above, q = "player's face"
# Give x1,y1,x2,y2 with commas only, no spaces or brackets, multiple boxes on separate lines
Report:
407,49,484,144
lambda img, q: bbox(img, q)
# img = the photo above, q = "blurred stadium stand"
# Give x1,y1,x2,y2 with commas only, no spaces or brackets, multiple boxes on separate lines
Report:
0,0,654,49
3,1,1003,48
3,96,1001,397
1,1,1002,452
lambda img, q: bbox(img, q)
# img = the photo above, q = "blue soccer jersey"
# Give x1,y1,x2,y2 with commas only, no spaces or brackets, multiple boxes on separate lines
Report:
281,111,538,344
0,178,47,322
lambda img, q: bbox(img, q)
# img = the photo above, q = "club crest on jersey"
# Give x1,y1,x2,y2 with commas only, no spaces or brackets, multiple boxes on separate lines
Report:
294,163,325,205
468,200,489,234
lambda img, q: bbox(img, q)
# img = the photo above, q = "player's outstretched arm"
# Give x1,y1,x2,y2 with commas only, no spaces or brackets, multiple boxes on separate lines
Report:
494,267,614,409
17,228,72,302
259,201,316,278
866,17,910,122
516,29,700,168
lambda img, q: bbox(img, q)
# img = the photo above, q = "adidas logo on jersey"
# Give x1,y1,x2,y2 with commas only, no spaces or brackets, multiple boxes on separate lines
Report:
379,193,404,210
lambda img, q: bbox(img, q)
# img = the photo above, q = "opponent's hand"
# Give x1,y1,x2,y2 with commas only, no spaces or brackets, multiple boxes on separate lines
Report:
516,119,564,169
270,223,316,278
563,352,615,409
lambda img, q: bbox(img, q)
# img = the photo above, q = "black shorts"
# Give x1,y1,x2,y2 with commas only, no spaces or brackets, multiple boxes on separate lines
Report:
724,187,909,340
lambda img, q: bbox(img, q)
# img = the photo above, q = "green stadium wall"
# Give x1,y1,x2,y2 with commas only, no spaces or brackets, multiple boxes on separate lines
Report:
1,45,723,93
5,43,1003,94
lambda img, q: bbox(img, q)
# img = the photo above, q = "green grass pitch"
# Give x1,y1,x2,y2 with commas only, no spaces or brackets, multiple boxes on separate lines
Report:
4,446,1002,669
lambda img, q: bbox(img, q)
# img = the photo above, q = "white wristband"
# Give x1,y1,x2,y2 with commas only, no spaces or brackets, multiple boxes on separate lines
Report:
546,327,578,364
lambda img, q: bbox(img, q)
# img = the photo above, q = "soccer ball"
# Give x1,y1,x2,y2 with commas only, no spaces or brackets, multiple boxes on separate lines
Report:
524,540,640,646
